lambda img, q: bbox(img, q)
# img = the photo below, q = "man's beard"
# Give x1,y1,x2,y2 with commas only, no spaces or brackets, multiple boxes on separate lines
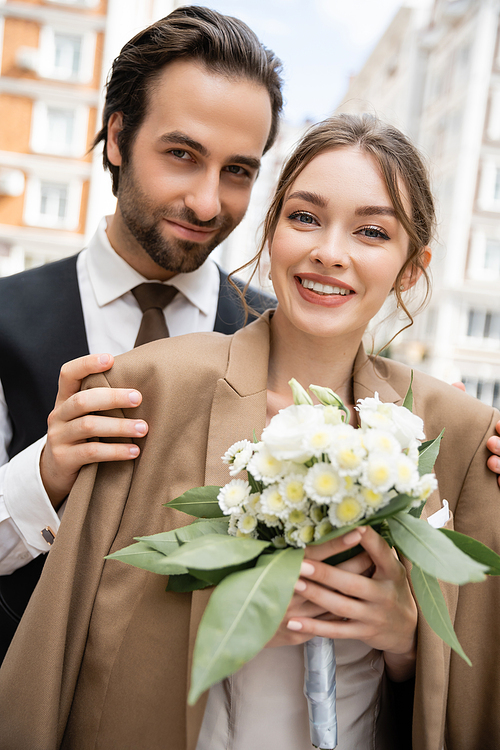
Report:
117,163,237,275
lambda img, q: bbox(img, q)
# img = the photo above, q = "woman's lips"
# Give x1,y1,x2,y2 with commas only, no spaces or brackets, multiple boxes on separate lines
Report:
294,275,355,307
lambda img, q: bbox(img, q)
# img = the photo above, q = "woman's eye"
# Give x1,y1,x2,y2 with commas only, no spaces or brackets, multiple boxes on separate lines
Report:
358,226,390,240
288,211,317,225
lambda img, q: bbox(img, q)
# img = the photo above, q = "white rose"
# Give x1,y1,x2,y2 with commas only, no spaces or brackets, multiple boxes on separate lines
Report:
357,393,425,449
261,404,324,461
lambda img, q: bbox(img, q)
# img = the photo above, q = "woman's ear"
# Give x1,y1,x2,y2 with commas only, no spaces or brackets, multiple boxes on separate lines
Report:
400,246,432,290
107,112,124,167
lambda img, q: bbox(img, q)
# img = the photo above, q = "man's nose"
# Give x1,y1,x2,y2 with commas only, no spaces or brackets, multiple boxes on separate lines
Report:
184,171,222,222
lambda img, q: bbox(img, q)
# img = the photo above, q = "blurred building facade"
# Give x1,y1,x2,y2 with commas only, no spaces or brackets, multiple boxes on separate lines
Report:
339,0,500,409
0,0,177,276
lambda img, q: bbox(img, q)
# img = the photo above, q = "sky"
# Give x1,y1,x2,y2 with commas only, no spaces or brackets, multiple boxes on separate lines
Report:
193,0,432,125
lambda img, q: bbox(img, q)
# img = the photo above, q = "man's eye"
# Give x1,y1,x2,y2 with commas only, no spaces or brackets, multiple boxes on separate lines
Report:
358,226,390,240
225,165,248,176
170,149,189,159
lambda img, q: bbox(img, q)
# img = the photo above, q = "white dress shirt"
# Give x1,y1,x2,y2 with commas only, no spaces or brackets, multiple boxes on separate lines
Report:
0,217,220,574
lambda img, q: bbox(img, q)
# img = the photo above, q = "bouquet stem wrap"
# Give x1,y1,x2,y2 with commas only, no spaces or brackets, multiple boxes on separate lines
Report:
304,636,337,749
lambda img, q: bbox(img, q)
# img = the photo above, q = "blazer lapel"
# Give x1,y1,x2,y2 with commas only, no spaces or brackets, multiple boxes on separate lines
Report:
186,315,271,749
352,345,404,405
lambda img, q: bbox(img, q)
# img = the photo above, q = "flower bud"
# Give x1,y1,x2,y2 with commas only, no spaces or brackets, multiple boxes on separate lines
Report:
309,385,349,423
288,378,313,406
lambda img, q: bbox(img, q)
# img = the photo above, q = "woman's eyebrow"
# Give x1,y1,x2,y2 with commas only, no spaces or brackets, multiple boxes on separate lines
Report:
286,191,328,208
355,206,397,217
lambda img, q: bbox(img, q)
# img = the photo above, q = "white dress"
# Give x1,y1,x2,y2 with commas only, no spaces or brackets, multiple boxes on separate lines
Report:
196,640,386,750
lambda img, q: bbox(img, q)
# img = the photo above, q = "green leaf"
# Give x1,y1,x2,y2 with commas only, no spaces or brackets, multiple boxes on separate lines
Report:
388,512,488,584
106,541,188,576
165,486,224,518
136,518,229,556
164,533,270,570
402,371,414,411
187,561,255,585
323,543,364,567
418,430,444,476
365,493,415,522
440,529,500,576
410,564,471,666
308,493,414,546
189,546,304,704
166,573,212,593
247,471,262,494
408,500,426,519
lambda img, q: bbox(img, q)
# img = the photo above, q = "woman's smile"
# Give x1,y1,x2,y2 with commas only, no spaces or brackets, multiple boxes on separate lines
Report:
295,274,355,307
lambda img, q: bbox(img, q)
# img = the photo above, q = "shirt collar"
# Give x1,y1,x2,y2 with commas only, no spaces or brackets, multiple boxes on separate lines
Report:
85,216,219,316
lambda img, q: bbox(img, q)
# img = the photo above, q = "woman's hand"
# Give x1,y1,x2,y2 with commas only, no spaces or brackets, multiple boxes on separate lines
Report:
267,526,418,683
265,529,372,648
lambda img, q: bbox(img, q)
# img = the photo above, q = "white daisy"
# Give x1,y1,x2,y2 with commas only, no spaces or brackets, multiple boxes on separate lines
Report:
279,474,308,509
246,444,285,483
237,513,258,534
304,462,344,504
329,493,366,527
217,479,252,516
260,485,288,518
361,453,396,493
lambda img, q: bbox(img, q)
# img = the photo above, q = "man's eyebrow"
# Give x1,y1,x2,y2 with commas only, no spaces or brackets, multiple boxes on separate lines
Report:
227,154,261,172
158,131,209,157
355,205,397,218
286,191,328,208
158,132,261,171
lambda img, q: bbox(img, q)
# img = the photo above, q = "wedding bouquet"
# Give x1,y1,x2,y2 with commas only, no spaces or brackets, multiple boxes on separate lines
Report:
109,378,500,750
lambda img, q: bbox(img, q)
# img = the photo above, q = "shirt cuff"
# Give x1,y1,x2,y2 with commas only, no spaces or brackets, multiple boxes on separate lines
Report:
3,436,61,553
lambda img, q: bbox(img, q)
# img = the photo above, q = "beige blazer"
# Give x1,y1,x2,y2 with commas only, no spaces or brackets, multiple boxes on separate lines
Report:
0,314,499,750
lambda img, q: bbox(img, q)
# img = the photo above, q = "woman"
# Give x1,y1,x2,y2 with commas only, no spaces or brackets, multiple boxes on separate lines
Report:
0,115,499,750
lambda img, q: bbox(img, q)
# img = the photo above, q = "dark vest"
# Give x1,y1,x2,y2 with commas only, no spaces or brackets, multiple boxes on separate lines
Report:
0,254,274,661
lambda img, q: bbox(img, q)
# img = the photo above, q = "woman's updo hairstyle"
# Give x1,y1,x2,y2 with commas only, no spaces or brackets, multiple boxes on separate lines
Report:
235,113,435,325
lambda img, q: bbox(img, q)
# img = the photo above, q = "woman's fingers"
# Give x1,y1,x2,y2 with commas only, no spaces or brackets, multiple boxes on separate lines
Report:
304,528,365,563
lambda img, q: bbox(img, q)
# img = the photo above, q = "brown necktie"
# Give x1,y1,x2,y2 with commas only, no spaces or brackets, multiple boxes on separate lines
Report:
131,283,178,347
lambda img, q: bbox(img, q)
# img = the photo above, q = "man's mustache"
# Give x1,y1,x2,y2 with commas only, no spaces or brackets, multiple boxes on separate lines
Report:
162,208,230,232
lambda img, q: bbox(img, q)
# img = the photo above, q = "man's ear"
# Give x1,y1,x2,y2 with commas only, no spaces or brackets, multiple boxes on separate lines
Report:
401,246,432,290
107,112,124,167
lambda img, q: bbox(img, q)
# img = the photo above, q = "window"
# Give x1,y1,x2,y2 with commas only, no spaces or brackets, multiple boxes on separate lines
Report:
24,176,82,230
45,0,100,8
38,26,96,84
463,377,500,409
477,159,500,211
494,169,500,201
31,101,89,157
485,239,500,274
467,308,500,341
40,183,68,220
53,33,82,78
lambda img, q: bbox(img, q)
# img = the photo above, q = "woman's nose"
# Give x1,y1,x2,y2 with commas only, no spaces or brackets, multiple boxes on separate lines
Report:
309,233,351,268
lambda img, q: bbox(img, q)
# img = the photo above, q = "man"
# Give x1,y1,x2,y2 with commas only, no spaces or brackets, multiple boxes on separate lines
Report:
0,5,282,660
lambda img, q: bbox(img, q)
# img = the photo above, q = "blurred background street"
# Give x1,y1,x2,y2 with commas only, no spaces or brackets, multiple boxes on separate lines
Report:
0,0,499,408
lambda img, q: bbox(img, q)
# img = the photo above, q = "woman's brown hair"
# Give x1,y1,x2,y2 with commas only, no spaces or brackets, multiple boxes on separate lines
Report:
234,113,435,330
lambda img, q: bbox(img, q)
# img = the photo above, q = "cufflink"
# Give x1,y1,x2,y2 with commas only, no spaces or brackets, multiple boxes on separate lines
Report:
41,526,56,546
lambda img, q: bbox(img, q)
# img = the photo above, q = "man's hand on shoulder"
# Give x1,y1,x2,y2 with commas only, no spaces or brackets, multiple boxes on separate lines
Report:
40,354,148,508
452,381,500,488
486,422,500,489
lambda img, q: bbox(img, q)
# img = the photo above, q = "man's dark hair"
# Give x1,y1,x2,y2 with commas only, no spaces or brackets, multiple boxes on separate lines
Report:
93,5,284,196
